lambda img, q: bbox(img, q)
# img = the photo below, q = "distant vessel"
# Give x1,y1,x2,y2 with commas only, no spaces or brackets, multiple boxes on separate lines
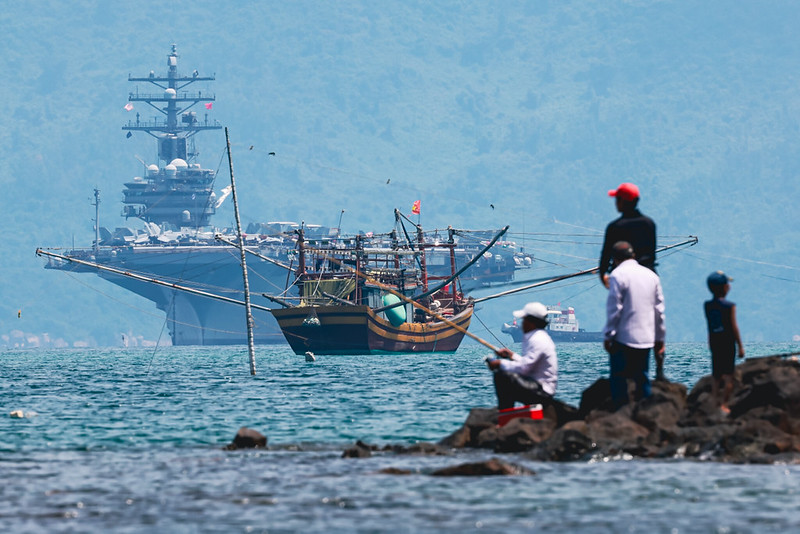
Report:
40,46,533,346
501,306,603,343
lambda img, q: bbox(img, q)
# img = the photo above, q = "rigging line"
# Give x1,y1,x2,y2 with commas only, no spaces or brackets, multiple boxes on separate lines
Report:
552,217,605,234
471,312,507,349
510,237,604,246
522,276,598,294
760,274,800,283
554,280,601,304
145,314,170,376
506,231,604,238
527,255,589,269
683,250,800,272
216,245,292,294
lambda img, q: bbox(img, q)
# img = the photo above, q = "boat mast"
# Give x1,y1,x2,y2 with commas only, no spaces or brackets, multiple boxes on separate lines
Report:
417,225,428,292
91,188,100,254
225,127,257,375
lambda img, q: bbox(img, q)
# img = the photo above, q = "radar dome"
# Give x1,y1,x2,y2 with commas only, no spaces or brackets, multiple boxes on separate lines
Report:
164,88,177,99
147,164,159,176
165,164,177,177
169,158,188,169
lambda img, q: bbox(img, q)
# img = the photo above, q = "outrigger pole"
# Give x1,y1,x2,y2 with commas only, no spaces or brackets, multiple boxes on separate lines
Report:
35,248,274,314
225,127,258,375
474,236,699,303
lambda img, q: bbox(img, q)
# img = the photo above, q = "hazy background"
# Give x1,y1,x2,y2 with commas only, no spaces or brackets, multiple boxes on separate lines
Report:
2,1,799,347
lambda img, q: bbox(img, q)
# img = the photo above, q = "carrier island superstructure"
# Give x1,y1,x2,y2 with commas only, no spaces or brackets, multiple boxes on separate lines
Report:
41,46,531,346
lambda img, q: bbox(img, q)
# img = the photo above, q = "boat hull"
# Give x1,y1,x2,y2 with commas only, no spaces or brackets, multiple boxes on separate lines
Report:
272,305,472,355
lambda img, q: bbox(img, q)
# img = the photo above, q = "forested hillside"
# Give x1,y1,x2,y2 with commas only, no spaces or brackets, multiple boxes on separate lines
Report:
2,1,799,347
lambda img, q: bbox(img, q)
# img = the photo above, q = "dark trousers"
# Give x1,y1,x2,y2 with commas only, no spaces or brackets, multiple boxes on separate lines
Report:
609,344,651,408
493,370,552,410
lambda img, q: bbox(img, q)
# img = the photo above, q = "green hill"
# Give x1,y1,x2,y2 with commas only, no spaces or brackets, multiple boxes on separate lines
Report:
2,1,799,347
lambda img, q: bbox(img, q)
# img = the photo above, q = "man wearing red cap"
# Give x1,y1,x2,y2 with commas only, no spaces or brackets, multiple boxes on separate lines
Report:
598,182,656,288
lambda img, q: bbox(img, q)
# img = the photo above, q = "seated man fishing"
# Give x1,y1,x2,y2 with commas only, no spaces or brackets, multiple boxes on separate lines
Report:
486,302,558,409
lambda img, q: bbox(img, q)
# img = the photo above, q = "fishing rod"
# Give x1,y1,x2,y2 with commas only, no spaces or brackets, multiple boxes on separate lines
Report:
474,236,699,303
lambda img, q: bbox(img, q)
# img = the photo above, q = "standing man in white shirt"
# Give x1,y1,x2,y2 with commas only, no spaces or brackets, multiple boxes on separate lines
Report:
487,302,558,409
603,241,666,408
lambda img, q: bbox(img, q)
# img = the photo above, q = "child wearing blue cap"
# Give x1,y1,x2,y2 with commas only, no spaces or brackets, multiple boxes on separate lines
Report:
704,271,745,414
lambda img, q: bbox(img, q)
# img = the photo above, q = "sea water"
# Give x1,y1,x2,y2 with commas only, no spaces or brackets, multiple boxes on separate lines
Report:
2,342,799,532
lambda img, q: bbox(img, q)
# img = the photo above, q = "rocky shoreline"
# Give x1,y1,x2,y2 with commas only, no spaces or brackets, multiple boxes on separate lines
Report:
442,356,800,464
228,356,800,472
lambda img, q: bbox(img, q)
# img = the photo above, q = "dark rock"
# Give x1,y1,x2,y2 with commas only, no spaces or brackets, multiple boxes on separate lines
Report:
736,405,794,433
378,467,412,475
224,427,267,450
430,457,534,476
439,401,577,450
585,411,650,456
528,428,596,461
651,379,688,411
588,411,649,442
342,440,374,458
438,407,496,448
475,425,499,449
544,398,581,427
632,383,686,433
390,442,450,455
438,424,472,449
730,361,800,417
682,382,729,428
357,439,378,450
721,419,799,460
494,417,557,453
464,407,498,427
578,378,614,417
665,425,736,459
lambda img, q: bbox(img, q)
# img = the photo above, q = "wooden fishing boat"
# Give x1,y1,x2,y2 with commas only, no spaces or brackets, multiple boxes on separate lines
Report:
272,304,473,355
268,217,505,355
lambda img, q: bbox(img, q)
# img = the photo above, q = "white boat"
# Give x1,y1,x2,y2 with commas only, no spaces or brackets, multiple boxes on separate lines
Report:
501,306,603,343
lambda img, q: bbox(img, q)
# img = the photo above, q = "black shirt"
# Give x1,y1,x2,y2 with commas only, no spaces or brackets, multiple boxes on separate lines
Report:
704,297,735,347
599,209,656,276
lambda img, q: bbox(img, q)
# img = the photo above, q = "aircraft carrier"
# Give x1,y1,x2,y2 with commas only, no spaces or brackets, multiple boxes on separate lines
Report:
40,46,531,346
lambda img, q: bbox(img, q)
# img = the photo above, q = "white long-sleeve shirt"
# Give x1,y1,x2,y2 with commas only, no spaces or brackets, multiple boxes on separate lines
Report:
498,328,558,395
603,258,666,349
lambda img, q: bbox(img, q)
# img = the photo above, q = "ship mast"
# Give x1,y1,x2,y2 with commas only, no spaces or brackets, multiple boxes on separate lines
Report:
123,44,220,163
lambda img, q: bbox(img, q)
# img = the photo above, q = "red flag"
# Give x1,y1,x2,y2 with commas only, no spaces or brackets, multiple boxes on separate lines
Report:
205,102,213,110
411,200,421,214
124,102,134,111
